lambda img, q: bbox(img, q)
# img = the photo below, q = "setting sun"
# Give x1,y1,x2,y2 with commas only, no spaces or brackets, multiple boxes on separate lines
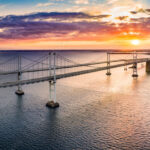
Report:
131,40,140,46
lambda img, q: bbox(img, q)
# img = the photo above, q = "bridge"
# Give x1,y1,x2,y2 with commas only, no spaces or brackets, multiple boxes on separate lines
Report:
0,51,150,108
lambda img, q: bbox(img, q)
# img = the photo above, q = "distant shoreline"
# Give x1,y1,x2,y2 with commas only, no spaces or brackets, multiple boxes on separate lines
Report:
0,49,150,52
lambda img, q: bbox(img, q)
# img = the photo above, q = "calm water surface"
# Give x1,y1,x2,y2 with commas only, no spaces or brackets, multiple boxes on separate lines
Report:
0,51,150,150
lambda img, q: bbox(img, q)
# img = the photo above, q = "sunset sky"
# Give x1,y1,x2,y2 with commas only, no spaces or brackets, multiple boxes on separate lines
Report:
0,0,150,50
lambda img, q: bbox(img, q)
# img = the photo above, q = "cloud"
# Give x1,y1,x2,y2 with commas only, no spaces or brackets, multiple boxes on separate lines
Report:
0,11,149,42
74,0,89,5
0,12,111,22
36,2,53,7
107,0,119,4
115,16,129,21
0,12,112,40
130,8,150,15
130,11,138,14
145,9,150,12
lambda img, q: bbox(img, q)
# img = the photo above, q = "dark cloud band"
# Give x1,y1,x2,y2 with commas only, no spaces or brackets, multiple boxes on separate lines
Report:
0,11,149,40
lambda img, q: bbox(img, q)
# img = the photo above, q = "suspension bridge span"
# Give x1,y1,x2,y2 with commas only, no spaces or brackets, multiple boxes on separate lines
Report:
0,52,150,108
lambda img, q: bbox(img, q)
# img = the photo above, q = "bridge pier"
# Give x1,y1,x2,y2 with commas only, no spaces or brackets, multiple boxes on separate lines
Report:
132,52,138,78
124,67,127,71
132,63,138,77
15,89,24,95
146,61,150,73
15,55,24,96
46,80,59,108
124,61,127,71
141,63,144,67
46,53,59,108
106,52,111,76
15,75,24,95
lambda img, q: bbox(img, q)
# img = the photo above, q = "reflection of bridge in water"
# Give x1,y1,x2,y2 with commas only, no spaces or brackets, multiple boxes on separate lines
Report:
0,52,150,108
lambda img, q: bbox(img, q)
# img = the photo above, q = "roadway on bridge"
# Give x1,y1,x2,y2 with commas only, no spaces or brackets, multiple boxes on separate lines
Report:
0,58,149,88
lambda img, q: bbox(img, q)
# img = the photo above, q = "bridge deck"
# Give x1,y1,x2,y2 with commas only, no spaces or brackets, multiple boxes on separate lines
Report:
109,52,150,55
0,58,149,88
0,59,126,75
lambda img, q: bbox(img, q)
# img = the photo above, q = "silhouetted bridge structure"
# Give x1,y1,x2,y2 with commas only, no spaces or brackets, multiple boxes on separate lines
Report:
0,52,150,108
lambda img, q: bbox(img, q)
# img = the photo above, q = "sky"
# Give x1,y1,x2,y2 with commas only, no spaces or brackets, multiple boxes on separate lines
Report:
0,0,150,50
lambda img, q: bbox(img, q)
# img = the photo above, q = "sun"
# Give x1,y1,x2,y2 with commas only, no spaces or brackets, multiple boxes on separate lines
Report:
131,40,140,46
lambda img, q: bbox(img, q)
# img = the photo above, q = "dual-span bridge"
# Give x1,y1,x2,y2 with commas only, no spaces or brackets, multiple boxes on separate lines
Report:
0,51,150,108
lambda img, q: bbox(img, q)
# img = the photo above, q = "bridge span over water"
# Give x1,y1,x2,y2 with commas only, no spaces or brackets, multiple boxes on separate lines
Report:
0,52,150,108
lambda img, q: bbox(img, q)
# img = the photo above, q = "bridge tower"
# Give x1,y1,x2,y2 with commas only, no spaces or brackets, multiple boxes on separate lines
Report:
46,52,59,108
106,52,111,76
132,51,138,77
15,55,24,95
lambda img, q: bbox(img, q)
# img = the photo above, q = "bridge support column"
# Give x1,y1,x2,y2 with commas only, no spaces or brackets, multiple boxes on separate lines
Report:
132,51,138,78
106,52,111,76
141,63,144,67
46,81,59,108
146,61,150,73
46,52,59,108
15,55,24,95
124,61,127,71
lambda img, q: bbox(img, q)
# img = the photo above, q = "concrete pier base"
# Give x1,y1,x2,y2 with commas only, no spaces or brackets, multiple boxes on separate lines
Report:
46,101,59,108
132,74,138,77
129,65,136,69
106,72,111,76
15,90,24,95
146,61,150,73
